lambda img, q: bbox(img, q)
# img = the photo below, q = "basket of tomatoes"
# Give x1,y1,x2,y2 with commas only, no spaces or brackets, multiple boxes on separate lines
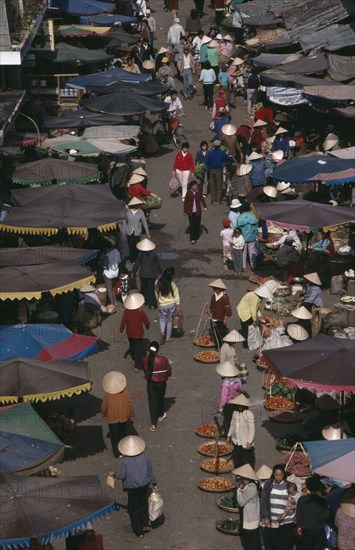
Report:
194,350,220,363
264,396,295,411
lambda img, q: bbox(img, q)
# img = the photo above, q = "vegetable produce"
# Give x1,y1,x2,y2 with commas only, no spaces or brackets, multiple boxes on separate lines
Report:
265,396,294,410
198,441,233,457
219,494,238,509
216,518,240,535
143,196,163,209
266,381,293,401
200,458,234,473
276,433,301,449
282,450,311,477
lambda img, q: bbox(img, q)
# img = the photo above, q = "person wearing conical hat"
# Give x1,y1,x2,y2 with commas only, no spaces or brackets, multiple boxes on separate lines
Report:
216,359,241,434
299,272,324,309
127,174,157,203
108,435,158,538
251,120,268,151
272,127,290,159
221,123,243,163
120,293,150,372
132,239,162,309
101,372,135,458
236,285,272,348
227,394,255,470
126,198,150,263
234,464,262,550
335,486,355,550
209,279,232,346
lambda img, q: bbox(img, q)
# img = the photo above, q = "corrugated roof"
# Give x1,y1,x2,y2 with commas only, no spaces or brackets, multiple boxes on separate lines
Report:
281,0,355,30
298,23,355,52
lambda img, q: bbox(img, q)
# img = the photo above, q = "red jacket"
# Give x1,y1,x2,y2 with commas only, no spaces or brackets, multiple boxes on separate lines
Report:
173,151,194,172
183,189,207,216
120,308,150,338
128,184,151,201
143,354,172,382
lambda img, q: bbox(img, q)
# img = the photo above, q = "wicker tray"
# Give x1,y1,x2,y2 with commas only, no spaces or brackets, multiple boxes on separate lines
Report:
198,440,233,457
269,410,303,423
194,351,220,364
200,458,234,474
215,519,240,535
193,337,217,348
198,477,235,493
217,495,240,514
195,424,224,438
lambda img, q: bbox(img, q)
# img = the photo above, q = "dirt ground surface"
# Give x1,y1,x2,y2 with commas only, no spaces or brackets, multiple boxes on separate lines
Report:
50,3,337,549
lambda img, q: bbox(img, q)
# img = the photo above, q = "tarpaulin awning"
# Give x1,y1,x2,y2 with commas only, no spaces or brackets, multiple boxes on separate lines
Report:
0,474,115,548
12,158,101,185
80,14,137,26
0,247,98,267
0,357,91,403
299,23,355,52
2,132,47,147
42,138,136,156
82,91,168,116
67,67,152,89
262,335,355,393
329,146,355,160
304,439,355,483
260,69,335,88
0,261,95,301
333,107,355,120
57,25,111,37
43,112,126,128
0,324,98,361
37,43,112,65
328,53,355,82
252,53,300,68
106,29,143,47
0,403,65,475
82,125,140,140
50,0,115,15
278,54,328,75
252,200,355,232
303,84,355,103
1,183,126,234
265,86,307,106
273,156,355,185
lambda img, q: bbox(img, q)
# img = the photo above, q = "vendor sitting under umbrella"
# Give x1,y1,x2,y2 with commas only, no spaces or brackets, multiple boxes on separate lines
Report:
127,173,158,202
298,272,324,309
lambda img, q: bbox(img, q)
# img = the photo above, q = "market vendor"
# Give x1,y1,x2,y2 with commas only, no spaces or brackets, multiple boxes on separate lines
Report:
127,174,158,202
220,329,245,364
227,393,255,469
276,237,304,284
236,285,273,348
209,278,232,346
298,272,324,309
313,230,335,257
268,226,302,253
216,360,241,434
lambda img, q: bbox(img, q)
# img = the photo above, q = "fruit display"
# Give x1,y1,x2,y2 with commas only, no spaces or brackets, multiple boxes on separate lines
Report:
198,441,233,457
282,450,311,477
276,433,302,450
198,477,235,492
142,196,163,209
259,316,282,328
194,350,220,363
217,494,239,513
265,396,294,410
194,335,216,347
200,458,234,474
272,299,298,316
266,381,293,401
262,375,287,389
215,518,240,535
195,423,224,438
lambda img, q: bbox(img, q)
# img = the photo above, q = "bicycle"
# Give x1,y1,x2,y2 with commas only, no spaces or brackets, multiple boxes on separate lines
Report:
152,112,188,148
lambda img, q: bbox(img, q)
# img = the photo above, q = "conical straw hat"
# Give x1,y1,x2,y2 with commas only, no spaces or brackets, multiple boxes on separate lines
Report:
128,174,144,186
291,306,313,320
322,424,348,440
142,60,155,70
132,167,147,176
263,186,277,198
272,150,284,162
276,180,290,191
124,292,145,310
340,488,355,518
249,152,262,161
102,371,127,394
208,278,227,290
128,197,144,207
223,34,234,41
256,465,272,480
232,57,244,66
254,285,273,299
287,323,309,341
267,136,276,145
222,124,237,136
237,164,252,176
201,36,212,45
233,463,258,480
216,361,240,377
223,329,245,343
208,40,219,48
118,435,146,456
304,272,322,286
136,237,156,251
323,138,338,152
229,393,250,407
80,284,96,293
275,126,288,135
253,119,268,128
158,47,169,55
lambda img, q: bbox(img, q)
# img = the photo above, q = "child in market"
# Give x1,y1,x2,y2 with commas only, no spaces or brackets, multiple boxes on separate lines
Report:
220,220,234,270
231,228,245,275
278,481,301,524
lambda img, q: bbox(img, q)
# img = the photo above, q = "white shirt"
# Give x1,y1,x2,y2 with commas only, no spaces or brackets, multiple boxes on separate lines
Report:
274,230,302,252
232,234,245,250
192,35,203,51
183,54,191,70
103,248,120,279
135,0,146,16
164,95,183,113
167,23,185,45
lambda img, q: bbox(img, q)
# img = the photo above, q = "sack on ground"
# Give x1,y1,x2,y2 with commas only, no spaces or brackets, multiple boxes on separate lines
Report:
169,174,179,191
247,324,262,350
148,491,163,521
172,308,183,331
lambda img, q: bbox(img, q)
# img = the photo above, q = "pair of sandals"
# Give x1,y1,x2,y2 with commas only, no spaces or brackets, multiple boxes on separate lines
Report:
150,412,167,431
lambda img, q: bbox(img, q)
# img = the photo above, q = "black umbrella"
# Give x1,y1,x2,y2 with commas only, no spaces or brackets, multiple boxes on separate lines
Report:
11,158,101,185
87,80,166,96
81,90,167,115
105,29,141,47
0,246,98,266
43,111,126,128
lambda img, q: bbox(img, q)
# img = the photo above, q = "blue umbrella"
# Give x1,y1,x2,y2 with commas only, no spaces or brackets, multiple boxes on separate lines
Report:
273,156,355,185
304,439,355,483
80,14,137,25
50,0,115,15
67,67,151,89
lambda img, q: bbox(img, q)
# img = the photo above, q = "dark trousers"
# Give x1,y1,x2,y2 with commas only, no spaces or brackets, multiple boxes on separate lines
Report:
240,317,253,348
234,27,245,44
222,403,235,435
211,319,227,347
231,444,255,469
188,213,201,242
127,484,149,536
128,337,144,370
269,523,294,550
203,83,214,108
209,168,223,203
108,421,128,458
147,381,167,426
127,234,140,262
215,10,224,25
140,277,156,307
194,0,204,18
300,528,326,550
241,527,262,550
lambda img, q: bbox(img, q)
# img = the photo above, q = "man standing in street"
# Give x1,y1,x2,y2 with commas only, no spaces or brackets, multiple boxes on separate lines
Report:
167,18,185,49
206,140,232,204
177,45,196,100
183,180,207,244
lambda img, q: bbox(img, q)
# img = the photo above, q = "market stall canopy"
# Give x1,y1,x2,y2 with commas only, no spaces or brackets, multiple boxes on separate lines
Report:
333,107,355,120
67,67,152,89
252,200,355,232
12,158,101,185
57,25,111,37
43,112,126,128
37,43,112,65
0,247,98,267
42,137,136,156
260,69,335,88
0,474,115,548
0,324,98,361
2,132,47,147
81,91,168,115
252,53,301,68
327,53,355,82
303,84,355,103
273,156,355,185
1,183,126,234
82,125,140,140
278,54,328,75
50,0,115,15
80,14,137,25
329,146,355,160
262,335,355,393
87,80,166,95
0,357,91,403
0,403,65,475
304,439,355,483
0,261,95,301
105,29,143,47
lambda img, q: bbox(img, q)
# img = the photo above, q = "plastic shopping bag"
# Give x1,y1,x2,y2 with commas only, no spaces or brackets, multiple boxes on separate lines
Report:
169,174,179,191
247,324,262,350
148,491,163,522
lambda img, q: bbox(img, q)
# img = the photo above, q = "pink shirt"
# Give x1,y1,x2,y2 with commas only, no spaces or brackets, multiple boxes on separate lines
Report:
220,228,233,245
220,377,242,410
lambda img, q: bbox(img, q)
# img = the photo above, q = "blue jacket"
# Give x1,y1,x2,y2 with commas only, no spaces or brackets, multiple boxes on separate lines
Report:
214,116,231,139
272,136,290,154
195,149,209,166
206,148,231,170
250,159,265,187
237,212,258,242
